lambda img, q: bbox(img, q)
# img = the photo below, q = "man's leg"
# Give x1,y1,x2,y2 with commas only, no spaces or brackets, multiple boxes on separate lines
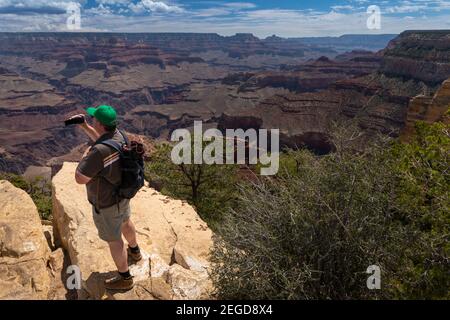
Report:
122,218,142,261
121,218,138,248
107,239,128,273
104,238,134,290
94,202,134,290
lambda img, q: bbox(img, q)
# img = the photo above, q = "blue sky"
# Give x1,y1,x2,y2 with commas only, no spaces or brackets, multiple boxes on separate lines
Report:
0,1,449,36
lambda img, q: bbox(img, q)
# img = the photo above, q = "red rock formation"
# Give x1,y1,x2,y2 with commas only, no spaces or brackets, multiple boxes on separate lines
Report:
401,78,450,140
231,52,380,94
0,31,449,173
380,30,450,85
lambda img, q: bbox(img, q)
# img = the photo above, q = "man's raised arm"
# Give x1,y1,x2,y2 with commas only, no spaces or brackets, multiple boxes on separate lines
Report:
66,114,101,142
80,120,101,142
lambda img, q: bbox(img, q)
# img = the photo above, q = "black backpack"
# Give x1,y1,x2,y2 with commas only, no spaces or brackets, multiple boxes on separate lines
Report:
99,130,145,200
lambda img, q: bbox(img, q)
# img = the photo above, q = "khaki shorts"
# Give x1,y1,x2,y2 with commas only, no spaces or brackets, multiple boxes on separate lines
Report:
92,199,131,242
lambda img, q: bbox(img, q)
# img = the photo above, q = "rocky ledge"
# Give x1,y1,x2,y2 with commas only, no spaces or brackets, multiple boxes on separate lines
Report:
52,162,214,300
0,180,52,299
0,161,214,300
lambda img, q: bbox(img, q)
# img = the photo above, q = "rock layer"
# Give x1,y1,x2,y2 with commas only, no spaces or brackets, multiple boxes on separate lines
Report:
51,162,213,300
381,30,450,85
1,31,449,172
401,77,450,140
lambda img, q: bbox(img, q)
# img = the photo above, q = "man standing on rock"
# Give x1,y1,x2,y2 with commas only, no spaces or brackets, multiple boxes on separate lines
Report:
68,105,142,291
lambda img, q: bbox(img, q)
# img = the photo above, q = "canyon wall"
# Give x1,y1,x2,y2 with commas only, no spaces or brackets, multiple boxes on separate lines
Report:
401,77,450,140
381,30,450,85
0,31,449,173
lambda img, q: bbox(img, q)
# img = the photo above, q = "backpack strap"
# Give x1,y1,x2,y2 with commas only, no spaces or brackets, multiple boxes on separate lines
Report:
118,130,130,147
99,140,122,154
95,132,127,203
97,130,129,153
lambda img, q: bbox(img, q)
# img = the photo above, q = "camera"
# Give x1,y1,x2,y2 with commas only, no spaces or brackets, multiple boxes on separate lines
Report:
64,115,85,126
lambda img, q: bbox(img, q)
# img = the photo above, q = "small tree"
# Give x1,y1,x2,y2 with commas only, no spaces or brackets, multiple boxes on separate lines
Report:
145,142,239,227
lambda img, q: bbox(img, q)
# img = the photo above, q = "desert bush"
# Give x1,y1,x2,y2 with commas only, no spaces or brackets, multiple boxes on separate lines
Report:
211,120,449,299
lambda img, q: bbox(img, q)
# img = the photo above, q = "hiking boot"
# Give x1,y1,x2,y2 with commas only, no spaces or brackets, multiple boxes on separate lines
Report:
104,275,134,291
127,247,142,262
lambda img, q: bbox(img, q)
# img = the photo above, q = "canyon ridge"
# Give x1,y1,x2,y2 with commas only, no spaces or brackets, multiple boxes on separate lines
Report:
4,31,448,173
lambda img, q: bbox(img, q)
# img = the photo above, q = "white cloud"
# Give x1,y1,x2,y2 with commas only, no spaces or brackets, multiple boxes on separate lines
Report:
0,0,449,36
384,0,450,14
85,3,113,16
331,5,355,11
386,4,428,14
194,7,232,17
0,0,85,10
96,0,129,5
127,0,183,14
192,2,256,17
222,2,256,10
128,2,147,14
69,7,449,37
141,0,183,13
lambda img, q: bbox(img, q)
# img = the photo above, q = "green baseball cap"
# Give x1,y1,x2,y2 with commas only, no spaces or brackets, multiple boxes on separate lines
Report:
86,105,117,127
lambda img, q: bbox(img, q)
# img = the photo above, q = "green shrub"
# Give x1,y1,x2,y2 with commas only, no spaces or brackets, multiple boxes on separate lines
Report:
388,119,449,298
